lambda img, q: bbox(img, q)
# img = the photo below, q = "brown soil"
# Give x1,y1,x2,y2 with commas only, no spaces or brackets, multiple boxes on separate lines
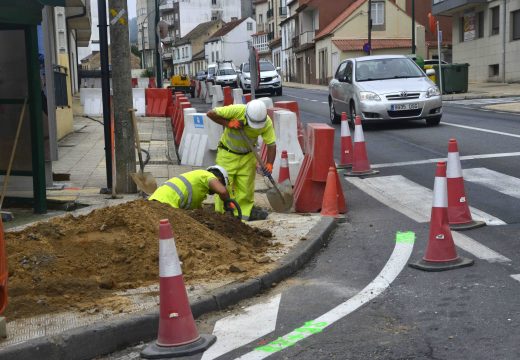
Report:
4,200,275,320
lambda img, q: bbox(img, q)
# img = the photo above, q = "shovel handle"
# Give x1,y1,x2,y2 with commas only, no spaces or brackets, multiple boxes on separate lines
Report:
128,108,145,173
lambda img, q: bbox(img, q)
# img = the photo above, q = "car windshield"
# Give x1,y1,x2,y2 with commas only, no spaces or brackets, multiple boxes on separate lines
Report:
355,58,424,82
208,68,215,75
217,69,235,75
241,62,275,73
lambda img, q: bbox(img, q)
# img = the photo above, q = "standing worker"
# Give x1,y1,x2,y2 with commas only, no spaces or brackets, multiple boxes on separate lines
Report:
149,166,237,212
207,100,276,221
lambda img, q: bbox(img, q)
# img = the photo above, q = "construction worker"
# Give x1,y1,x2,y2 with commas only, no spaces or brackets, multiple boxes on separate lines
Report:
207,100,276,221
149,166,236,212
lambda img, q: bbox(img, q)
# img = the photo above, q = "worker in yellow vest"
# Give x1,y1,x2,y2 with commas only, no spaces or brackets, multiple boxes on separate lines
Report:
149,166,236,212
207,100,276,221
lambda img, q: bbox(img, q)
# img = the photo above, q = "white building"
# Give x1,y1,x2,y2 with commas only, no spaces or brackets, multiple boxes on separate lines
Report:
204,18,256,67
137,0,155,70
280,0,297,82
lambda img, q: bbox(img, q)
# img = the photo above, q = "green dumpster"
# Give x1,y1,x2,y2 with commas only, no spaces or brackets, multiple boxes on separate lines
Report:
433,63,469,94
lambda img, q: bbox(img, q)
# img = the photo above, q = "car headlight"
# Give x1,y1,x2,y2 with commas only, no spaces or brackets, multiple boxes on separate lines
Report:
426,86,440,98
359,91,381,101
244,75,250,80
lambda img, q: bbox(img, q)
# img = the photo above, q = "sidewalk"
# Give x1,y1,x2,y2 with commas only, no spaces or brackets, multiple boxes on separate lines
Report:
0,95,336,359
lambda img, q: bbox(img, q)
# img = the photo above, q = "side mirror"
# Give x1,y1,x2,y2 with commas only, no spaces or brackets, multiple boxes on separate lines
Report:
426,69,435,76
276,66,281,72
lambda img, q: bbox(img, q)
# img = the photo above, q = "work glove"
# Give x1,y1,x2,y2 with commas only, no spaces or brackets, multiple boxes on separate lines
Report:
261,163,273,177
224,199,242,220
227,119,243,129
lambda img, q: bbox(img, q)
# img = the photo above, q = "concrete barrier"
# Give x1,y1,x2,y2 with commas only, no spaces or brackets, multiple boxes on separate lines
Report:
82,88,103,116
211,85,224,108
178,108,196,156
271,110,304,181
132,88,145,116
200,81,207,99
205,82,212,104
138,78,149,88
256,96,274,110
180,113,216,166
232,88,244,104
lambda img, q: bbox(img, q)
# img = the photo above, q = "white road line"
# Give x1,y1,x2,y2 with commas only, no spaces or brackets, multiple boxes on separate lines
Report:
345,175,505,226
463,168,520,199
236,233,414,360
510,274,520,282
372,152,520,169
201,294,282,360
311,99,318,102
321,101,328,104
443,122,520,139
452,232,511,263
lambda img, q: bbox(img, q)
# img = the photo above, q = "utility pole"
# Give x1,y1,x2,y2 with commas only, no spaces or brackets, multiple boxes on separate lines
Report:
154,0,163,88
368,0,372,55
411,0,416,54
97,0,113,193
108,0,137,193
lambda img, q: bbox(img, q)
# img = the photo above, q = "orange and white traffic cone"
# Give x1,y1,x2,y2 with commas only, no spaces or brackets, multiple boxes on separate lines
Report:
409,162,474,271
337,112,353,169
320,167,346,217
278,150,291,184
141,219,216,359
345,116,379,176
447,138,485,230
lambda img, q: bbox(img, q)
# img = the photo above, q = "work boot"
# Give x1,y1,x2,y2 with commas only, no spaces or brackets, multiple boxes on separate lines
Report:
249,206,269,221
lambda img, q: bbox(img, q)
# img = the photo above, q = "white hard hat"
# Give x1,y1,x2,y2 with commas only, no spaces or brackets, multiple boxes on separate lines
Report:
245,100,267,129
207,165,229,186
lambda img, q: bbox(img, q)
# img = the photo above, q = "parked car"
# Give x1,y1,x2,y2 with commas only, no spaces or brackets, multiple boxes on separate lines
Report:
195,70,207,81
206,63,217,83
328,55,442,126
214,61,238,87
237,60,283,96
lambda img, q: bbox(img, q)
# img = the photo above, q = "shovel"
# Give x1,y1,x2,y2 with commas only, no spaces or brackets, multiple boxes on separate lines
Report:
238,129,293,213
128,109,158,195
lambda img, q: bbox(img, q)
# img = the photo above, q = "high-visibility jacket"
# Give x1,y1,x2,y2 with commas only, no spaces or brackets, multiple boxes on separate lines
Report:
148,170,217,209
214,104,276,154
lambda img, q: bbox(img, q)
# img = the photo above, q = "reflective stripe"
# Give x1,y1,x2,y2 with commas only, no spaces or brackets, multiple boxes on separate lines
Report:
432,177,448,208
354,125,365,142
341,119,351,137
446,152,462,178
164,181,187,208
227,131,247,141
177,175,193,209
222,140,250,154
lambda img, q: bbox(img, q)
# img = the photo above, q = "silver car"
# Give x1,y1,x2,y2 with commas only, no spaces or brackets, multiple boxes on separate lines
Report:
237,60,283,96
328,55,442,126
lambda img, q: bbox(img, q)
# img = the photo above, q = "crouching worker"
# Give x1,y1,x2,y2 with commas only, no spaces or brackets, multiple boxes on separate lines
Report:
149,166,238,214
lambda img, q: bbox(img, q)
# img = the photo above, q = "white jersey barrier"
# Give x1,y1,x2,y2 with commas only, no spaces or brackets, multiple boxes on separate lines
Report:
200,81,207,99
211,85,224,108
82,88,103,116
132,88,146,116
233,88,244,104
180,113,216,167
271,110,304,182
178,107,196,156
256,96,274,110
207,85,225,151
205,82,212,104
137,77,149,88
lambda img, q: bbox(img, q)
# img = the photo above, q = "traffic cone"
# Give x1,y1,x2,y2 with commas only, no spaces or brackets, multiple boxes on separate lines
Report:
345,116,379,176
409,162,474,271
320,167,344,217
446,138,486,230
337,112,353,169
278,150,291,184
141,219,216,359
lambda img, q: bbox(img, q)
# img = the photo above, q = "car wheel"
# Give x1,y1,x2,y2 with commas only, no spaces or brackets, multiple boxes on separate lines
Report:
426,116,441,126
276,88,283,96
349,101,358,126
329,99,340,124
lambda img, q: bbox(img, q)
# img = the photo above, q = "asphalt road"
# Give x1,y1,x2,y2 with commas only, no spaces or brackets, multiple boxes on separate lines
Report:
100,88,520,360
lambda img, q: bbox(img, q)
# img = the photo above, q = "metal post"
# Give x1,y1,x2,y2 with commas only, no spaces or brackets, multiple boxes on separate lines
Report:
437,21,443,95
140,23,146,68
98,0,113,192
368,0,372,55
411,0,416,54
25,26,47,214
502,0,506,83
155,0,162,88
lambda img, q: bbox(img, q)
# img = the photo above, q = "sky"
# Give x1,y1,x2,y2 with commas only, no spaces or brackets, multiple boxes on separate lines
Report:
128,0,136,19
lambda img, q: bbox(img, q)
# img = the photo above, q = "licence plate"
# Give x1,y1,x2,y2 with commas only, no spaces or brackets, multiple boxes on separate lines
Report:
390,103,419,111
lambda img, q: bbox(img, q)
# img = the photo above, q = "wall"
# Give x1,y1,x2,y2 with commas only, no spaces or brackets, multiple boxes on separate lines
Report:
56,53,73,140
222,18,256,66
179,0,241,38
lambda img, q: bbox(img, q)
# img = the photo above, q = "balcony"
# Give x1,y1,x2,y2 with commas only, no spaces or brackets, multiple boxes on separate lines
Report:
292,36,299,48
279,6,287,17
162,52,172,60
299,31,314,45
267,8,273,19
432,0,487,15
162,36,173,44
257,23,266,33
252,33,269,53
162,19,174,26
159,1,174,11
267,31,274,41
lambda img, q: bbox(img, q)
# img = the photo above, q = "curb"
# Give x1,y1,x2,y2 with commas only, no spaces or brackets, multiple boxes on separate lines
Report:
0,217,337,360
442,93,520,101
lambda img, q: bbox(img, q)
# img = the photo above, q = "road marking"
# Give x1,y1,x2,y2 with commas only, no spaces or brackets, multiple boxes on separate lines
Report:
371,152,520,169
321,101,328,104
443,122,520,139
463,168,520,199
236,232,415,360
511,274,520,283
345,175,505,225
201,294,282,360
452,232,510,263
311,99,318,102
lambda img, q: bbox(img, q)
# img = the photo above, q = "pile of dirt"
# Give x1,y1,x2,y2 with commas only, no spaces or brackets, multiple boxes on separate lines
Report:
4,200,275,320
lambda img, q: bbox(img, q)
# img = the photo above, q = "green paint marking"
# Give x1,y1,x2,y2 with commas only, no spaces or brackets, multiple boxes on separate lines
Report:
396,231,415,244
255,320,328,353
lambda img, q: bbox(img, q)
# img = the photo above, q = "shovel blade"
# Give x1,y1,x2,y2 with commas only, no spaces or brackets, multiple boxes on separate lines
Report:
130,172,158,195
266,179,293,213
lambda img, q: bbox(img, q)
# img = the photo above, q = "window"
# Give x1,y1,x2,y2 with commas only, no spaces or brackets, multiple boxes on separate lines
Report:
371,2,384,26
259,14,263,25
211,51,215,62
216,51,219,61
176,49,179,59
513,10,520,40
247,22,253,31
489,6,499,35
182,48,184,57
212,0,217,4
345,61,353,83
477,11,484,38
460,11,484,41
489,64,499,77
335,62,347,80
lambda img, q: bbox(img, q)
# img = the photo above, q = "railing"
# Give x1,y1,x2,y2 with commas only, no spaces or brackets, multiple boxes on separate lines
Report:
299,30,314,45
252,33,269,53
162,19,174,26
162,36,173,43
279,6,287,16
267,8,273,19
53,65,68,107
292,36,299,48
267,31,274,41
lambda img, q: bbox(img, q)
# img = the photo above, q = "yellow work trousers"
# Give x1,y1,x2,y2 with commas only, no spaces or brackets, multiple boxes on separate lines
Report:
214,149,256,221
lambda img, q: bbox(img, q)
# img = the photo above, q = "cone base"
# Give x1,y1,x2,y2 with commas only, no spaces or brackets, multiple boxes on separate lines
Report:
141,334,216,359
344,169,380,177
336,163,352,169
409,257,474,272
449,220,486,231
